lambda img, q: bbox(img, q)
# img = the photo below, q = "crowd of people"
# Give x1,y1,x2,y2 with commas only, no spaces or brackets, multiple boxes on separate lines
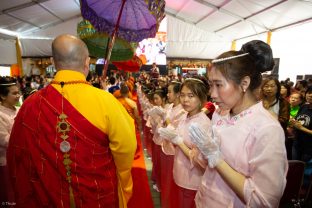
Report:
135,40,312,207
0,34,312,207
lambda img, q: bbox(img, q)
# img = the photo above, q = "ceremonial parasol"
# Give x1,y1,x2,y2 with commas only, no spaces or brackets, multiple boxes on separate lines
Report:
112,55,143,72
80,0,165,77
77,20,136,61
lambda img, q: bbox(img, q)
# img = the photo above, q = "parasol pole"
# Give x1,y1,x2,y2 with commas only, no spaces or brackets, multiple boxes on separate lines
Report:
102,0,127,79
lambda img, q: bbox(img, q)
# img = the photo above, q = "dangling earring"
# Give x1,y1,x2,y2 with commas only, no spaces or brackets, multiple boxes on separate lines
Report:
243,88,246,93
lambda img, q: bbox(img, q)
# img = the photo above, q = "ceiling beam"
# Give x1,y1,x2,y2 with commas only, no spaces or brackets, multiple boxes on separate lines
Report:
215,20,241,33
194,0,245,20
6,13,40,28
174,0,191,17
0,0,50,31
165,11,195,25
21,14,81,35
37,3,64,21
0,0,49,15
195,0,232,24
235,17,312,41
271,16,312,32
214,0,287,33
194,0,271,31
244,0,287,20
195,10,215,25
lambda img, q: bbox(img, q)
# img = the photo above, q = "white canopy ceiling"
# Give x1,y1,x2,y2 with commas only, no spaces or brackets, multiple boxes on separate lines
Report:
0,0,311,60
166,0,312,40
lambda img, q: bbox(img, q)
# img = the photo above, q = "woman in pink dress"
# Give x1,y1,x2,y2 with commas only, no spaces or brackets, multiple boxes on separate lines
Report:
158,78,212,208
189,40,288,207
0,77,21,202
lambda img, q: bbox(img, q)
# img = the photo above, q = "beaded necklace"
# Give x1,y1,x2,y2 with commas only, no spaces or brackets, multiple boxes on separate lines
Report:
52,80,90,208
50,80,91,86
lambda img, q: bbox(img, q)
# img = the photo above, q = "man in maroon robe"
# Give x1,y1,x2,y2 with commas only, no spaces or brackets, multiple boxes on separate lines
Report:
7,34,136,208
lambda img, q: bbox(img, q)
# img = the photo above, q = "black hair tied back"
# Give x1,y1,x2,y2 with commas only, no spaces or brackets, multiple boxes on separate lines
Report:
241,40,274,73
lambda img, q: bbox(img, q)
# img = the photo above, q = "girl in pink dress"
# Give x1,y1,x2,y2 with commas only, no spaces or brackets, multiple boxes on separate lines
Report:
158,78,211,208
189,40,288,207
0,77,20,203
148,89,167,192
160,81,186,208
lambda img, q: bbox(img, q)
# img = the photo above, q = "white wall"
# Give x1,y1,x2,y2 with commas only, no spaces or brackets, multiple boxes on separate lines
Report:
271,23,312,83
236,22,312,83
0,66,11,76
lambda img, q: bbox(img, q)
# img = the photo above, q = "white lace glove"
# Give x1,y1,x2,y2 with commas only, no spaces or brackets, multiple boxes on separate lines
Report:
158,125,183,145
165,111,185,126
189,123,222,168
153,106,166,118
147,106,159,117
148,106,166,120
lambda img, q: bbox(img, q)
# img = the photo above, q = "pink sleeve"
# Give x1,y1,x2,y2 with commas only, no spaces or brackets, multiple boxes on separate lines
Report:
243,124,288,207
0,117,10,147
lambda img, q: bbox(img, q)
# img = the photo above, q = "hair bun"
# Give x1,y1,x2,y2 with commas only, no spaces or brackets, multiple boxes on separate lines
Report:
241,40,274,73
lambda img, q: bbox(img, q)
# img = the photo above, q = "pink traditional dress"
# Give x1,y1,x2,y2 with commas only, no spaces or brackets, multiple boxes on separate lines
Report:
148,105,167,192
142,97,153,157
173,111,211,208
195,102,288,208
160,103,186,208
0,105,19,203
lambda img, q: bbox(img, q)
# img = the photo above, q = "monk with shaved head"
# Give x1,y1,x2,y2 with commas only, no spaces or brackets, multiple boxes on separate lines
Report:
7,34,137,208
52,34,90,74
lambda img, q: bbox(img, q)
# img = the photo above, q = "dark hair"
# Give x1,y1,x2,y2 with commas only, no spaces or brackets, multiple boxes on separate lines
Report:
300,80,308,88
142,86,150,95
280,82,291,98
0,77,17,101
92,83,101,89
306,86,312,96
153,89,167,100
169,81,182,94
147,90,154,102
213,40,274,91
109,76,116,85
261,76,281,107
180,78,209,104
120,83,129,96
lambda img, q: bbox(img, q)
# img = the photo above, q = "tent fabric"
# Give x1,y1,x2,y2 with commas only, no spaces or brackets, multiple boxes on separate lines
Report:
20,38,53,57
166,15,230,59
0,0,310,60
19,16,83,57
0,39,17,65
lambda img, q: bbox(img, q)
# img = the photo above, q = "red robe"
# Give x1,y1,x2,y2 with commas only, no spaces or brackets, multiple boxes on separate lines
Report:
7,85,118,208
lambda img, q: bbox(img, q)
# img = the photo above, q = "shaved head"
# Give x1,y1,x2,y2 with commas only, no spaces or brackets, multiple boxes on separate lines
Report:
52,34,89,72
